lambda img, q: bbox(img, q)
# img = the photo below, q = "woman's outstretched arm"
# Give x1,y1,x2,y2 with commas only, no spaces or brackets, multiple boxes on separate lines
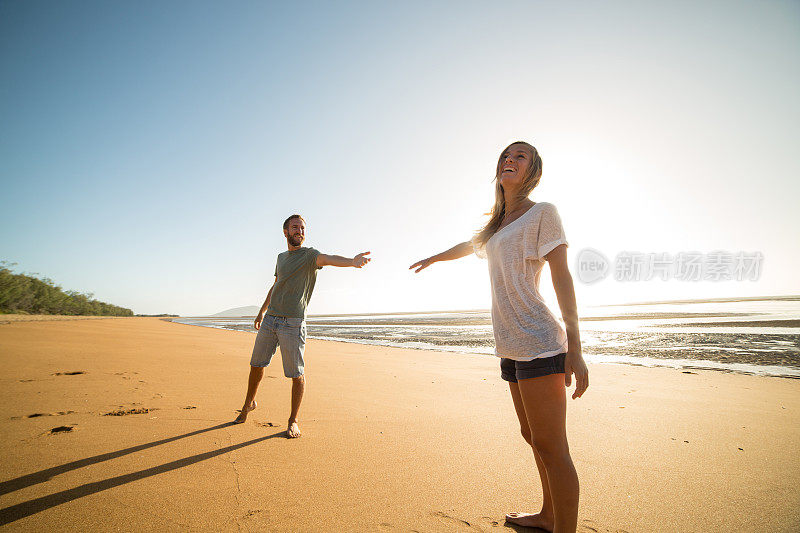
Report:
409,241,473,273
545,243,589,399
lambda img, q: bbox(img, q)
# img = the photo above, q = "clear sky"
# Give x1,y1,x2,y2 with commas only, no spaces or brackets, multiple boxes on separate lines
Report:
1,1,798,316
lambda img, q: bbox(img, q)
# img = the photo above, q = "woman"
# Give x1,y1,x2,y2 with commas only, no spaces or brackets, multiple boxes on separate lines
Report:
409,141,589,533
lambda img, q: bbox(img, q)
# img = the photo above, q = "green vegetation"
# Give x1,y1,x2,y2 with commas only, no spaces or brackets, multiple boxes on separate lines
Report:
0,262,133,316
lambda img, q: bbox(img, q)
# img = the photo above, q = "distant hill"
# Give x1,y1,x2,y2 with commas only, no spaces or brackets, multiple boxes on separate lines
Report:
211,306,260,317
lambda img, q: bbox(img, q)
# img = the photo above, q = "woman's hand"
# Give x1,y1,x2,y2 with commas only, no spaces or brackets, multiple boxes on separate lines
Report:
564,350,589,399
409,242,473,273
254,313,263,331
409,257,435,273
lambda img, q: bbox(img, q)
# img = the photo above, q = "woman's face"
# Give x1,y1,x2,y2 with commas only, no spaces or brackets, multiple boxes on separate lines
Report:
498,144,533,193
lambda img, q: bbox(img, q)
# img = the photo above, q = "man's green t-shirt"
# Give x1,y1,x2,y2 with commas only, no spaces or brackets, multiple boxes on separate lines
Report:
266,247,322,319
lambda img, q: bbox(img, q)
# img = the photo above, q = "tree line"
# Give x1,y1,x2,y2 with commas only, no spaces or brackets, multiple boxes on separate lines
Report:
0,262,134,316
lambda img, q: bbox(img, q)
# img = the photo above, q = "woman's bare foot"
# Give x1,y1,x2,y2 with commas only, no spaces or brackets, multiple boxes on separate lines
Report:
286,419,301,438
505,511,554,531
233,400,257,424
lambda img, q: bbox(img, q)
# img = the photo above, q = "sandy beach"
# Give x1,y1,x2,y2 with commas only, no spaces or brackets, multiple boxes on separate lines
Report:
0,317,798,532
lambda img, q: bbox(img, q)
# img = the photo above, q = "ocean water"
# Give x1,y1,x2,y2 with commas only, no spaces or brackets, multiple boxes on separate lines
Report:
172,296,800,379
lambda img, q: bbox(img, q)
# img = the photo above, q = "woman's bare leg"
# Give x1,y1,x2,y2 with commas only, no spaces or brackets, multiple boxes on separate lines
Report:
516,373,579,533
506,381,555,531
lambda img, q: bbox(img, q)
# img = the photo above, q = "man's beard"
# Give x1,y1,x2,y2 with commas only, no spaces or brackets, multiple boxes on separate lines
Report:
288,234,304,247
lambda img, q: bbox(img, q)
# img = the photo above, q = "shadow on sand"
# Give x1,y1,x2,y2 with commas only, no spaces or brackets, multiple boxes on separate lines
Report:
0,422,236,497
0,423,284,525
503,521,550,532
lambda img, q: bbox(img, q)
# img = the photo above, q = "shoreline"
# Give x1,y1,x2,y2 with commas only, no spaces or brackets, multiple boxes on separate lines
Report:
168,319,800,380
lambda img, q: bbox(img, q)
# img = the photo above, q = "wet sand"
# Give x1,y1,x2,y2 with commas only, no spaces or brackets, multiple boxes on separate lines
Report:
651,319,800,328
303,311,769,326
0,318,798,532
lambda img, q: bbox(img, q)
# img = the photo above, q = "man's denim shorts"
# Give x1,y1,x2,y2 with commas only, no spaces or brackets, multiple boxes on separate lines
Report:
250,315,306,378
500,352,566,383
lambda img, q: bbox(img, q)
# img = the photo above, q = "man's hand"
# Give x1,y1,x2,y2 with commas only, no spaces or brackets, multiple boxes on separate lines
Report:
352,251,371,268
564,350,589,399
254,314,263,330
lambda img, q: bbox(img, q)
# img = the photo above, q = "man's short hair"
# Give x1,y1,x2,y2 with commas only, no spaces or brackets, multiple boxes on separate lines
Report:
283,214,305,230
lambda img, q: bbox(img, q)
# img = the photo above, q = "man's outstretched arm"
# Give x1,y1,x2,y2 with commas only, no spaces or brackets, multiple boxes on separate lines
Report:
316,251,371,268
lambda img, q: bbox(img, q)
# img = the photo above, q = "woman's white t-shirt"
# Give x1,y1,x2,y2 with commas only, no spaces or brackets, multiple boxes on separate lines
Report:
472,202,569,361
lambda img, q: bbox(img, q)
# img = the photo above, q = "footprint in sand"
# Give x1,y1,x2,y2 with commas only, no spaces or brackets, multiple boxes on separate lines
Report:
182,406,197,410
103,407,155,416
377,523,425,532
27,411,75,418
480,516,500,527
580,518,630,533
430,511,483,531
256,422,276,427
53,371,86,376
50,425,75,434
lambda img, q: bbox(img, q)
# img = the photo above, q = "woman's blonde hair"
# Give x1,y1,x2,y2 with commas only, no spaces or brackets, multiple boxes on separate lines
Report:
474,141,543,247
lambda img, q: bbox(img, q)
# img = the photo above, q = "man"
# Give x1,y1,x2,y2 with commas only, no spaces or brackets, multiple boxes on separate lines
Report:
233,214,370,438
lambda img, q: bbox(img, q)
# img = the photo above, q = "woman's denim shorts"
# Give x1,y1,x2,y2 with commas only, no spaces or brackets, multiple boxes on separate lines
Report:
500,352,566,382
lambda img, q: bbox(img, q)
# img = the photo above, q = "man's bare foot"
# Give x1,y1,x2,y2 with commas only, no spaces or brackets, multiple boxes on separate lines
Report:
286,419,301,438
233,400,257,424
505,511,554,531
